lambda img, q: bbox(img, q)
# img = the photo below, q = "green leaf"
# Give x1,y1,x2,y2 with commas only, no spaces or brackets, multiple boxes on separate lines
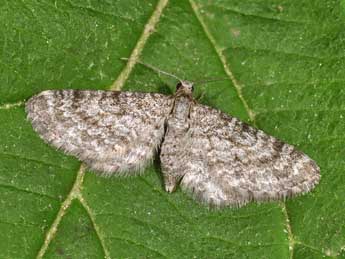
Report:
0,0,344,258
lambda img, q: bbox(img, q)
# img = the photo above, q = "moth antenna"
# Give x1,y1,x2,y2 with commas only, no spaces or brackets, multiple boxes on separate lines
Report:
192,77,229,85
121,58,183,82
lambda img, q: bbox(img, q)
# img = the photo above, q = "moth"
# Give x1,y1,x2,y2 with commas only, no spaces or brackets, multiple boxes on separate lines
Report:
26,65,320,207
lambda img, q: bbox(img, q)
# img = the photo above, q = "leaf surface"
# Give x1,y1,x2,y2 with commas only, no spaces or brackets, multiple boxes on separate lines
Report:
0,0,344,258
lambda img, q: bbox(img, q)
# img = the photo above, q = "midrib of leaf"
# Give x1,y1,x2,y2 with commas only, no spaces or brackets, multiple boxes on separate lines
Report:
35,0,169,258
110,0,169,91
188,0,296,258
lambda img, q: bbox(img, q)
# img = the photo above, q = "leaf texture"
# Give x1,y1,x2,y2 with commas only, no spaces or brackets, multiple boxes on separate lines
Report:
0,0,344,258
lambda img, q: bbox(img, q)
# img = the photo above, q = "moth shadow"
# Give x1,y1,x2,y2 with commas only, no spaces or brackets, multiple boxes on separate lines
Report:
157,83,174,95
195,90,213,105
153,154,166,190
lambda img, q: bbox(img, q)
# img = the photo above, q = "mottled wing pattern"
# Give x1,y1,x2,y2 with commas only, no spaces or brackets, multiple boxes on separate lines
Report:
26,90,172,175
180,104,320,207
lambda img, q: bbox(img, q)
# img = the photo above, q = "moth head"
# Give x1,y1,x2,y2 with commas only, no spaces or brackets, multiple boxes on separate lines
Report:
176,80,194,95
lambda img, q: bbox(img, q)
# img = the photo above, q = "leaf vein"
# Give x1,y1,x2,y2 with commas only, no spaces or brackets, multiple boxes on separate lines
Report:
0,152,71,170
206,236,288,249
0,183,59,201
0,101,24,110
295,241,338,258
222,45,342,61
36,164,85,259
256,108,345,115
108,236,168,258
61,0,135,22
0,219,42,228
110,0,169,90
95,212,170,235
189,0,255,122
78,193,111,259
210,3,308,25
